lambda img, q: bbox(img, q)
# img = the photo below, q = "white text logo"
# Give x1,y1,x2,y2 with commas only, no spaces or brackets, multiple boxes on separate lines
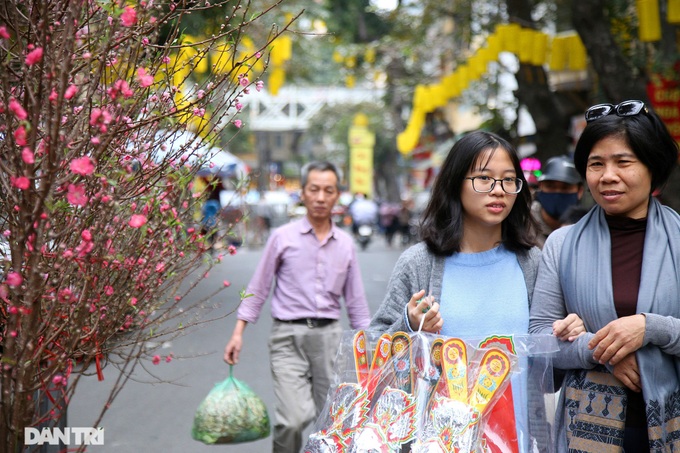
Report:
24,427,104,445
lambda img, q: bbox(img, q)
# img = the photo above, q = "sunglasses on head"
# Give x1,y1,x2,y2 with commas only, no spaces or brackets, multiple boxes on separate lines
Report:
584,100,649,123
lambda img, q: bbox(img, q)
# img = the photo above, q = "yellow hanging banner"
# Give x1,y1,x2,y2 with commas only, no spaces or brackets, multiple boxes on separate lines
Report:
566,34,587,71
637,0,661,42
518,29,535,63
348,114,375,196
532,32,549,66
548,36,567,71
669,0,680,23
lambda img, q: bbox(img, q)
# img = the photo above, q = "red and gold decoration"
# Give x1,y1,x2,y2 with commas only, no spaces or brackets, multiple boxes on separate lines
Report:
305,331,517,453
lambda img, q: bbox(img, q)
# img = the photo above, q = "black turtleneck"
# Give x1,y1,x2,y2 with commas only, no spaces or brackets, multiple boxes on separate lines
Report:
606,214,647,431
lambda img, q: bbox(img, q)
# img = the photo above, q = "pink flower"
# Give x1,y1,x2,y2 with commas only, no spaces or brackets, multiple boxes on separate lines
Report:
233,119,242,128
223,280,231,287
239,75,249,87
136,67,154,88
70,156,95,175
9,99,27,120
52,375,66,386
121,6,137,27
64,85,78,99
104,286,114,296
11,176,30,190
152,355,161,365
115,79,133,98
21,148,35,164
165,355,173,363
128,214,147,228
81,229,92,241
228,245,237,255
0,26,9,40
67,184,88,206
14,126,27,146
6,272,22,287
256,81,264,91
25,47,43,66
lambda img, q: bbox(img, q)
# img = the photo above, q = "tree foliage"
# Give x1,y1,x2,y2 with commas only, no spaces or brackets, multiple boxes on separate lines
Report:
0,0,293,450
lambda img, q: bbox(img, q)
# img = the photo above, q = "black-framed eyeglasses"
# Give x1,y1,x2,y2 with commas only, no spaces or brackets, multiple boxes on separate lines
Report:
584,100,649,123
465,176,523,194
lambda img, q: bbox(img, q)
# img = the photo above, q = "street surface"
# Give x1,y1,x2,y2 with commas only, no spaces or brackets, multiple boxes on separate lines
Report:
69,233,404,452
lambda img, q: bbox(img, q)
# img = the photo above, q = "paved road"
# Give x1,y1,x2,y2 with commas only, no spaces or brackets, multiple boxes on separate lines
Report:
69,233,406,452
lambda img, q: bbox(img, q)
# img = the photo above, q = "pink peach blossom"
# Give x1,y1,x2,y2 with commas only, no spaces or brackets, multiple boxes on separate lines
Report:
128,214,147,228
136,67,154,88
121,6,137,27
11,176,30,190
67,183,88,206
21,148,34,164
70,156,95,175
64,85,78,99
25,47,43,66
233,119,242,128
152,355,161,365
6,272,23,287
0,26,9,40
9,99,27,120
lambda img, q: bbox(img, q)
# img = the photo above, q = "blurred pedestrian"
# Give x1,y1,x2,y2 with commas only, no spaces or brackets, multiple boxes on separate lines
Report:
200,176,224,249
252,191,272,246
349,193,379,235
379,201,401,246
529,100,680,451
531,155,584,247
223,161,371,453
369,130,584,453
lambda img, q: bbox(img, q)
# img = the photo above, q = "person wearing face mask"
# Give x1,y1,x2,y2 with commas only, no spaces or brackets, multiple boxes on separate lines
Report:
531,155,584,247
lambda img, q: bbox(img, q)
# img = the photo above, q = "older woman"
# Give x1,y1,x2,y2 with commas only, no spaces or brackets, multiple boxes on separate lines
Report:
529,100,680,451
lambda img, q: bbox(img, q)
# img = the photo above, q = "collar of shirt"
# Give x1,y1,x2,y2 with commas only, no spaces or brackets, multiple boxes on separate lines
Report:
299,216,337,244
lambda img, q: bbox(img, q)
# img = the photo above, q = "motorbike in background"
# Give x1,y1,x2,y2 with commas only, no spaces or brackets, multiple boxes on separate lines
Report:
356,222,374,251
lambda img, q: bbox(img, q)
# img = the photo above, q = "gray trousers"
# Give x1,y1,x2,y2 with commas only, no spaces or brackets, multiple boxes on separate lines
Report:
269,320,342,453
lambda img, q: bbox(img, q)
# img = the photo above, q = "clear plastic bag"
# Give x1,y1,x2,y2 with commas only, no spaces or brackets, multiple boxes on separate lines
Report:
192,366,271,444
304,330,558,453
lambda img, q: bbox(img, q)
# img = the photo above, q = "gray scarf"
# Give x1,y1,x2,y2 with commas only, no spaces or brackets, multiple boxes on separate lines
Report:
560,197,680,450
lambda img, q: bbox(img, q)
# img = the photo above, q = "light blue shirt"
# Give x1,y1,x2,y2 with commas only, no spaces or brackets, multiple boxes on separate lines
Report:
439,245,528,337
439,245,530,453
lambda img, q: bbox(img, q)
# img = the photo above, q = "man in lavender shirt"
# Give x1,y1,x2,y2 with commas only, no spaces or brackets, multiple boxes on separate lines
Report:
224,161,371,453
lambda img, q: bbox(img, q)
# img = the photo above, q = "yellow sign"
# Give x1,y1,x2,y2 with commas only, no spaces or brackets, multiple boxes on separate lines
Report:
348,114,375,196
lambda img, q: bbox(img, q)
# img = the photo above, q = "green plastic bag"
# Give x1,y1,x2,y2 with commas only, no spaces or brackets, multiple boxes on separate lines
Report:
192,366,271,444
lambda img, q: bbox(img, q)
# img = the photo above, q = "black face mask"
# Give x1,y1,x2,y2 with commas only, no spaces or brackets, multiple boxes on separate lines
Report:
535,192,579,220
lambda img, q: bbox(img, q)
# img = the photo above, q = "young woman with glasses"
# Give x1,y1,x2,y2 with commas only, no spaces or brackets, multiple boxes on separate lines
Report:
529,100,680,451
369,130,584,452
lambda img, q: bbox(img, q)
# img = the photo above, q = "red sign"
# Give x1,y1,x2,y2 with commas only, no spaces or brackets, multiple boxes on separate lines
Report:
647,76,680,159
